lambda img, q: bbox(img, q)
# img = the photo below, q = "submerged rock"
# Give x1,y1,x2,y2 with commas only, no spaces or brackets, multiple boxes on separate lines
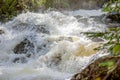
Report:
13,38,35,63
13,57,27,63
71,56,120,80
0,29,5,34
35,25,50,34
13,38,34,55
73,42,100,57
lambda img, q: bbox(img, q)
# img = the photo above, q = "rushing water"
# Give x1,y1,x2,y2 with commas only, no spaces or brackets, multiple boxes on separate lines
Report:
0,9,108,80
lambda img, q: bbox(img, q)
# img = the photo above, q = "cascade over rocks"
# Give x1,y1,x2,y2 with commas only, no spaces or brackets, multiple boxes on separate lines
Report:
13,38,34,56
71,55,120,80
13,38,35,63
11,23,50,34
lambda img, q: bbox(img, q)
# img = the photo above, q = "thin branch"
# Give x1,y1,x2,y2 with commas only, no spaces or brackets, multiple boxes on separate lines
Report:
103,59,120,80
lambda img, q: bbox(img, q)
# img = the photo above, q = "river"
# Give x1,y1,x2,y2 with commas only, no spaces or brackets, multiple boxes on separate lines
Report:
0,9,109,80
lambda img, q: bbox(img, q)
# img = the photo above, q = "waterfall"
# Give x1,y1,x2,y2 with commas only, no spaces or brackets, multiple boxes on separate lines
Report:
0,9,108,80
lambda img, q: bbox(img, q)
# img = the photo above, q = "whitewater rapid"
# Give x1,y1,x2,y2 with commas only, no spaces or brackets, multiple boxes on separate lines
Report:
0,10,108,80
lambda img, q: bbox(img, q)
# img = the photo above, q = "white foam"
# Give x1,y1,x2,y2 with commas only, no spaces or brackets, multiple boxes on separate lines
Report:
64,9,106,17
0,10,108,80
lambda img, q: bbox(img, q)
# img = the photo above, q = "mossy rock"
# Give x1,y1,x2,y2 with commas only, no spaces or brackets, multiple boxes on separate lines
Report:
71,55,120,80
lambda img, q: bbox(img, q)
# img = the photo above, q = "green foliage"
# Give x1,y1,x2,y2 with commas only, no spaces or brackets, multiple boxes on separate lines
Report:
99,61,115,70
55,0,70,8
44,0,54,9
85,27,120,56
0,0,17,22
103,0,120,13
112,44,120,55
0,0,45,22
0,0,71,22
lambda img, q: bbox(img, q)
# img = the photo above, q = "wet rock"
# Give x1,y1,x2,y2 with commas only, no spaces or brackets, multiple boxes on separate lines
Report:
50,53,62,66
92,38,104,42
0,29,5,43
106,12,120,23
12,23,50,34
71,55,120,80
13,38,35,57
107,23,120,28
102,12,120,28
0,29,5,34
13,57,27,63
35,25,49,34
13,38,35,63
103,12,120,27
90,14,106,23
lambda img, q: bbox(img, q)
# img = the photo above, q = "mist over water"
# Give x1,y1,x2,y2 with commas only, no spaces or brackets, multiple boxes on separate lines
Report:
0,10,108,80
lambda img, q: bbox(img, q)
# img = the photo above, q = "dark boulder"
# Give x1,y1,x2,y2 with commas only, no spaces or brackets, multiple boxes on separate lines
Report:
13,38,35,63
102,12,120,28
103,12,120,24
107,12,120,23
13,38,35,57
14,38,34,54
0,29,5,34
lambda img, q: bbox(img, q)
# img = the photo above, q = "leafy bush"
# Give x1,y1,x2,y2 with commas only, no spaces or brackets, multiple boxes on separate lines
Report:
103,0,120,13
0,0,46,22
85,27,120,56
0,0,70,22
0,0,17,22
84,0,120,56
